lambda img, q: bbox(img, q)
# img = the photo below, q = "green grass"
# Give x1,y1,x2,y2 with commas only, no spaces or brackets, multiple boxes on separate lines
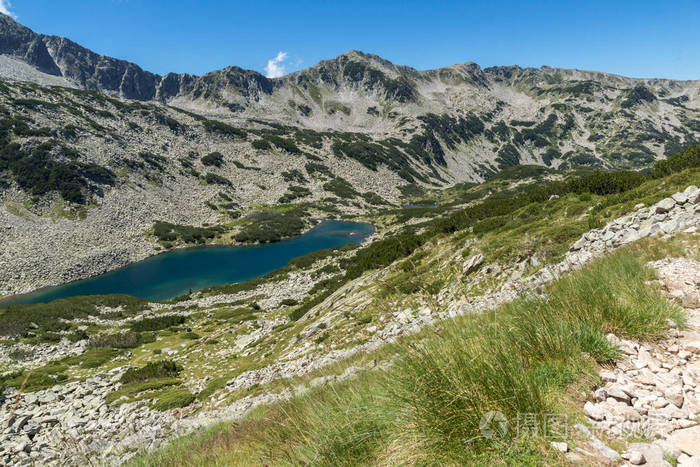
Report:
106,378,182,405
65,347,119,368
130,315,185,332
324,101,351,116
131,246,682,466
121,360,182,384
151,388,196,411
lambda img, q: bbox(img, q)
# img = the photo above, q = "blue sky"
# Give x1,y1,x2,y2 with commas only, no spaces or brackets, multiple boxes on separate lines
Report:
4,1,700,80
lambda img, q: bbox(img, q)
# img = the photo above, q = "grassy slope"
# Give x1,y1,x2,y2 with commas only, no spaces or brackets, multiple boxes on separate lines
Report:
130,237,694,466
127,159,700,465
2,150,698,462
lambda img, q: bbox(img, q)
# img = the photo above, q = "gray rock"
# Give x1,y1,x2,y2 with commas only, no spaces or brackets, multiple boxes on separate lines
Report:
565,452,584,462
673,192,690,204
685,186,700,204
656,440,682,460
463,254,484,275
629,450,645,465
607,384,632,403
571,237,587,250
575,423,620,460
669,425,700,457
655,198,676,214
599,369,617,382
584,401,606,421
665,386,685,408
550,441,568,452
14,441,30,454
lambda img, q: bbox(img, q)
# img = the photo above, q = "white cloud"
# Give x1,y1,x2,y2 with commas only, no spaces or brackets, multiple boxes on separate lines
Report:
264,52,289,78
0,0,16,18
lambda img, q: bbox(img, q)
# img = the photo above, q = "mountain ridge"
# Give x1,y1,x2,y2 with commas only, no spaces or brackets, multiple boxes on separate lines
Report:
2,13,698,105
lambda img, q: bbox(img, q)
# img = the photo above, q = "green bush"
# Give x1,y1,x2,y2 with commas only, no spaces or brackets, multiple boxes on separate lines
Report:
345,234,424,280
252,139,271,150
0,295,146,338
651,144,700,178
153,112,184,133
290,234,423,321
106,378,181,405
0,137,115,204
140,332,156,344
214,307,257,323
305,162,334,178
278,185,312,203
152,221,226,244
234,209,308,244
203,120,247,139
281,169,308,183
201,152,224,167
472,215,510,235
130,315,185,333
323,177,359,199
66,348,119,368
151,388,196,411
264,135,301,154
121,360,182,384
0,365,69,393
66,330,89,342
88,331,142,349
204,172,233,186
139,151,167,171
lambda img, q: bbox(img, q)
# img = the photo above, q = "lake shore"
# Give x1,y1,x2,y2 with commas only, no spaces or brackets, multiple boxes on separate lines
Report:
1,220,375,305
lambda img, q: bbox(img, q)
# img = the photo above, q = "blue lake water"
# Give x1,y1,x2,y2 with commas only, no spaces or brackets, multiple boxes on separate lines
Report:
4,220,375,305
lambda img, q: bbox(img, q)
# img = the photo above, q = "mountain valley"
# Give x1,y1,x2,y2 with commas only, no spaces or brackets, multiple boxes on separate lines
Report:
1,11,700,467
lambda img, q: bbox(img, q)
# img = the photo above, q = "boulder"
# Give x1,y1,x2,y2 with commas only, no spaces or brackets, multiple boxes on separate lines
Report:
626,443,670,466
669,425,700,456
584,401,606,421
673,192,690,204
655,198,676,214
607,384,632,403
655,440,682,460
575,423,620,460
665,386,685,408
551,441,568,452
608,404,642,422
685,185,700,204
463,254,484,275
628,451,645,465
599,369,617,382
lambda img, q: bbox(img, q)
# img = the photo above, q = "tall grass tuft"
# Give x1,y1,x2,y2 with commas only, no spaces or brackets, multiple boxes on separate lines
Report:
390,323,545,461
383,250,681,462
